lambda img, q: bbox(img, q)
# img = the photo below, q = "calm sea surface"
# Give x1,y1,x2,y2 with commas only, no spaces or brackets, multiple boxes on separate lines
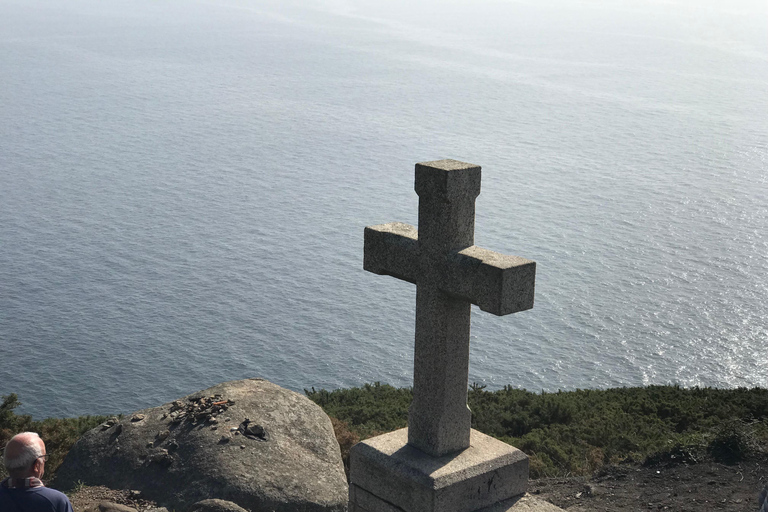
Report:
1,0,766,419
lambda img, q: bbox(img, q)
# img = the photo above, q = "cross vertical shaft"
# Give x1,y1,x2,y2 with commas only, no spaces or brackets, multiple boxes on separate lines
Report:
410,287,473,455
408,161,481,456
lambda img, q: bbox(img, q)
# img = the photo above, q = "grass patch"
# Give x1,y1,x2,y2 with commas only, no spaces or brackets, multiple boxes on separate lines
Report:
307,384,768,478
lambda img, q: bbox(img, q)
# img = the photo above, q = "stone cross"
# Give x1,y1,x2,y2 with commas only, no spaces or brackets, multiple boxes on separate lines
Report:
364,159,536,457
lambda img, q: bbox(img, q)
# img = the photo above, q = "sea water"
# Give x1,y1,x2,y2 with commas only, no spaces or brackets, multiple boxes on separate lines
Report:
1,0,766,419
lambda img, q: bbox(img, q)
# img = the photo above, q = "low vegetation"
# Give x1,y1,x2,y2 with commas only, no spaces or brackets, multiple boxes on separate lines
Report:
306,383,768,478
2,385,766,482
0,394,108,479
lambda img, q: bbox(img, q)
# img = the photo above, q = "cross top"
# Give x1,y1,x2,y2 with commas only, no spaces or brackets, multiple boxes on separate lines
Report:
364,159,536,457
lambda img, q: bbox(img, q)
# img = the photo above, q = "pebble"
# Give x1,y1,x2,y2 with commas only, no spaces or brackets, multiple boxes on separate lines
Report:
148,449,171,465
100,417,120,431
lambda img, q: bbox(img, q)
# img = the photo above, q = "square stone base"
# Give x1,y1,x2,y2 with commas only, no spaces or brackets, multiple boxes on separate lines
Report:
349,428,529,512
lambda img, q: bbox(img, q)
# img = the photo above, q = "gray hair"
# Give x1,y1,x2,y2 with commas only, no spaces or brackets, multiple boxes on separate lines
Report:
3,432,44,471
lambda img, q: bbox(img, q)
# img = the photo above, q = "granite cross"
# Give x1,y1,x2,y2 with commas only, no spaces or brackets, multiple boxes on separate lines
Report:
364,159,536,457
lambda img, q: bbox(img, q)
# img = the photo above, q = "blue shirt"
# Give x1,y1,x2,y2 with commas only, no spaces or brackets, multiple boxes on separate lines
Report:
0,485,74,512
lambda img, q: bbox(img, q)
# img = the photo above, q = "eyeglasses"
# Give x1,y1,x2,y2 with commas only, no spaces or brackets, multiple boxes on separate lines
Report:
38,454,49,462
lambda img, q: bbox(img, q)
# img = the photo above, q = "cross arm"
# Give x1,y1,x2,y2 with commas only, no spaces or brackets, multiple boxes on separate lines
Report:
364,223,536,315
364,222,419,284
441,246,536,316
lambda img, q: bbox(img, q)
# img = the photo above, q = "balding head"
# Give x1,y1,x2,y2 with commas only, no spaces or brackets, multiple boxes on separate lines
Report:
3,432,46,478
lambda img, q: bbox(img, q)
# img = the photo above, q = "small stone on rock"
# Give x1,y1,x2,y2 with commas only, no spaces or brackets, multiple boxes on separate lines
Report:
147,448,173,467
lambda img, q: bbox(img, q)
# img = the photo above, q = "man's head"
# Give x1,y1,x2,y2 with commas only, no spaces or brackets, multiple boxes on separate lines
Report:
3,432,47,479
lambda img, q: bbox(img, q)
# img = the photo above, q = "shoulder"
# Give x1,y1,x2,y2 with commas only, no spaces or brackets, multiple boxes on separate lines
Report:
32,486,74,512
0,485,73,512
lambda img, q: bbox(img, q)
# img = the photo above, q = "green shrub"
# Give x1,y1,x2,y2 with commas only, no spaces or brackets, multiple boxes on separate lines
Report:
307,384,768,479
0,394,109,480
707,419,757,464
306,383,410,439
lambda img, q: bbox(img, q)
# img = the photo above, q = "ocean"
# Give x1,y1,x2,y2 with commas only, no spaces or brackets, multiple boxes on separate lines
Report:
1,0,766,419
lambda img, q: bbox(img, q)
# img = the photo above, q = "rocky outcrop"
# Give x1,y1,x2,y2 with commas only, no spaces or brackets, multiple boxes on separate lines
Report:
54,379,347,512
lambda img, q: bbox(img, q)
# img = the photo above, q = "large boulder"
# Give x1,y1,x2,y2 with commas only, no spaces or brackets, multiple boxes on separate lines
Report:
54,379,347,512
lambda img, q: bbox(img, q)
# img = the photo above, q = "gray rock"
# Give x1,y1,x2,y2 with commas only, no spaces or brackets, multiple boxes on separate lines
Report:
54,379,347,512
84,502,138,512
188,499,249,512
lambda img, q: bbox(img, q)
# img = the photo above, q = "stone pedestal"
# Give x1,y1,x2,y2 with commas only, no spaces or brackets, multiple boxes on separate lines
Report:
349,428,528,512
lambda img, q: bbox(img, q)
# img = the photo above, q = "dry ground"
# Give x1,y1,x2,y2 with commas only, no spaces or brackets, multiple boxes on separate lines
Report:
531,454,767,511
68,486,159,512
